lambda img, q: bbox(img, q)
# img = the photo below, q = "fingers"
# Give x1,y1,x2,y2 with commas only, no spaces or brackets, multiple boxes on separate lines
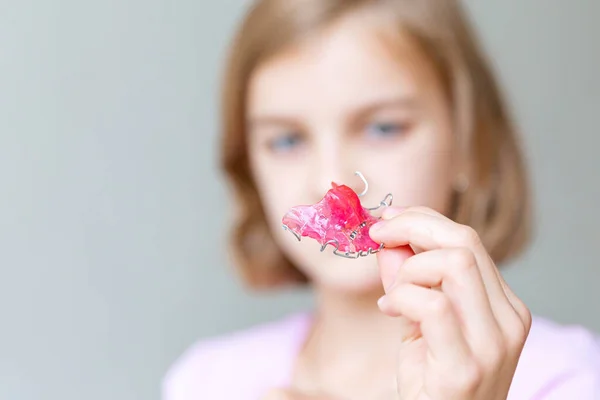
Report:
386,248,504,362
371,209,484,252
380,206,443,254
370,208,525,331
378,283,473,364
493,267,533,353
494,264,533,331
374,206,531,398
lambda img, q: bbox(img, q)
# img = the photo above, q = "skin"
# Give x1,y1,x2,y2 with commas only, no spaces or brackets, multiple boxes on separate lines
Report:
246,13,531,400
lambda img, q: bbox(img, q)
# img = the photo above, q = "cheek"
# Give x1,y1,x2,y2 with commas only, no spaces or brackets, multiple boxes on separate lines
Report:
410,133,455,210
251,158,303,234
249,144,318,229
405,158,454,212
357,133,454,212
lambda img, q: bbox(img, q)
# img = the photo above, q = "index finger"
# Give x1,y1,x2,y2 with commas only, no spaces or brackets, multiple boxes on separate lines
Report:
370,209,485,252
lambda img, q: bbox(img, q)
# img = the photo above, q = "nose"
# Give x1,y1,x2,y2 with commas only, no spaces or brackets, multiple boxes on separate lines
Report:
309,149,343,199
308,144,363,202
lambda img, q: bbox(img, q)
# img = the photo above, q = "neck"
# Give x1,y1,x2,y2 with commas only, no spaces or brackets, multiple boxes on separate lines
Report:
307,285,412,352
313,285,392,333
292,285,412,396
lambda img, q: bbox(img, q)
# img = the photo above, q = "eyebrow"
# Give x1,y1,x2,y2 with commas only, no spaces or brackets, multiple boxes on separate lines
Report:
247,95,419,129
351,95,420,117
247,115,303,129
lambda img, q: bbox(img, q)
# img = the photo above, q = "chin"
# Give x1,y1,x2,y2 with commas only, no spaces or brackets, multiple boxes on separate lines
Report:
314,264,383,294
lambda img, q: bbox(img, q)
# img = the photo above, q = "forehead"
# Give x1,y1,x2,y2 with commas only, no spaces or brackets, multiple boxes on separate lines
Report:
247,18,430,118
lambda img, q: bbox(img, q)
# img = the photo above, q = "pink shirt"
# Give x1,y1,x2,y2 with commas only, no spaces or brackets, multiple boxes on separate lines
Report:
162,312,600,399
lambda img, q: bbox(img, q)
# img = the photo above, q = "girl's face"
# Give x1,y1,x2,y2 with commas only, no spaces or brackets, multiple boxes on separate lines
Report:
246,16,456,294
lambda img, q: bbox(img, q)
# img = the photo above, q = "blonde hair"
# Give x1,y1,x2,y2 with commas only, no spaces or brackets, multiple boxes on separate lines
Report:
219,0,533,288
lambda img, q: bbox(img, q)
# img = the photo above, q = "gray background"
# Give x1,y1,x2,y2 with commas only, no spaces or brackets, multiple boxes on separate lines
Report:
1,0,598,399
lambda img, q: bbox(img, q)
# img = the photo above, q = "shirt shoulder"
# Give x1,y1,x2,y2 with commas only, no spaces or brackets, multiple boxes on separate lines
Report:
161,312,311,400
509,315,600,399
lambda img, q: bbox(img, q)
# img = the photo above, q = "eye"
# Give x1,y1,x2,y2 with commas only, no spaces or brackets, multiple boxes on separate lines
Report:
365,122,406,138
267,131,305,153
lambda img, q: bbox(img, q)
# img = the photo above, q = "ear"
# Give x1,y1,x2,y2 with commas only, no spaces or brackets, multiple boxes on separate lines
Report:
452,172,470,193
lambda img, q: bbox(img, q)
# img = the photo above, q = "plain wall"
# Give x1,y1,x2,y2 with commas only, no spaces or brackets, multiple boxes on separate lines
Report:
0,0,598,399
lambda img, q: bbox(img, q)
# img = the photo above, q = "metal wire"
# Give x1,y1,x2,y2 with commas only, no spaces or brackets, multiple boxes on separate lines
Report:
281,171,393,259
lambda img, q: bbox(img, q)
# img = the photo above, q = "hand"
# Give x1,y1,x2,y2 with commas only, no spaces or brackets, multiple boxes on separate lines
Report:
369,206,532,400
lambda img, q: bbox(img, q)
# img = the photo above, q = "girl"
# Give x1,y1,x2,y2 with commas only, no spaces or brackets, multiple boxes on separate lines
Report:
163,0,600,398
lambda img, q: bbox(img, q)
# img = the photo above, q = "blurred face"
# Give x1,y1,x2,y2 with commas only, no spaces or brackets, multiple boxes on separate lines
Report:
246,16,456,294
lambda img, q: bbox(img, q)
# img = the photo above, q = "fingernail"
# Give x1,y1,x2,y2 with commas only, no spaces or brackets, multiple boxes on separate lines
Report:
370,221,385,234
377,295,388,309
382,207,406,220
385,278,398,292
